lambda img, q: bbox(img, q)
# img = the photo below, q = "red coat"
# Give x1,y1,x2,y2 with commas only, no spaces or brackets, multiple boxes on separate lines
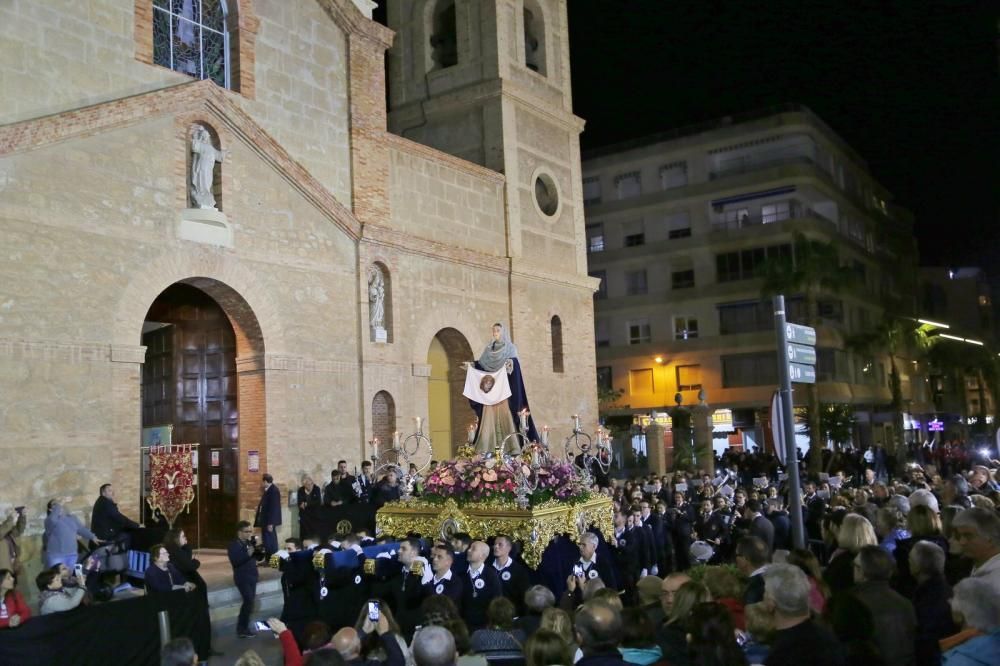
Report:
717,596,746,630
0,590,31,628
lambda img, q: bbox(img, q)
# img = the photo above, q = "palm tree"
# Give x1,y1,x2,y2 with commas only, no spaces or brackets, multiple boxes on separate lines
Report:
847,316,929,465
760,232,856,474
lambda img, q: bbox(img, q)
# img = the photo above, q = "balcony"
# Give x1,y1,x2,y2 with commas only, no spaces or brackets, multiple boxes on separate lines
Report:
711,203,836,232
709,154,825,180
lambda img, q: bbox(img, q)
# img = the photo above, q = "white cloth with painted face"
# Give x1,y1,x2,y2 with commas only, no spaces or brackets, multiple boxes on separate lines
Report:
462,367,512,406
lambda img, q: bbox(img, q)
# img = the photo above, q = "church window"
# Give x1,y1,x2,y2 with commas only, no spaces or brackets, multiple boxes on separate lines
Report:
534,172,560,217
153,0,231,88
372,391,396,456
523,1,547,76
430,0,458,70
551,316,564,373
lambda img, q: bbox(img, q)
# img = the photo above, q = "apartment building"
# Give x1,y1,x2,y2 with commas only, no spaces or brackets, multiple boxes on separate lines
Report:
583,105,930,454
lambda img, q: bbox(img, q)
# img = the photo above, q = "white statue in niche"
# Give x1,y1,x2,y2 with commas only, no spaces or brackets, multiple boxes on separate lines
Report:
368,266,387,342
190,125,227,209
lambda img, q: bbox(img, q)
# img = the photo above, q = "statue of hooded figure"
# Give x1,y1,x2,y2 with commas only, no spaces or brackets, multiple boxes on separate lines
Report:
466,323,539,454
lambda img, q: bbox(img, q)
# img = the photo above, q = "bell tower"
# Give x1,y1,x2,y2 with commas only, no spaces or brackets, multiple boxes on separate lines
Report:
385,0,597,428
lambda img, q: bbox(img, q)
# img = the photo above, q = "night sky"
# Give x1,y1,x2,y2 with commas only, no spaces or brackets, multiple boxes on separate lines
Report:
566,1,999,268
375,2,999,267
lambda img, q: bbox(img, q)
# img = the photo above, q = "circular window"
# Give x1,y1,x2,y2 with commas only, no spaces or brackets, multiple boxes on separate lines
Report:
533,172,560,217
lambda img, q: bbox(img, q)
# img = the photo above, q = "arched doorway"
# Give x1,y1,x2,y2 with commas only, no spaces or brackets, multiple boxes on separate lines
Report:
427,328,474,460
141,280,264,547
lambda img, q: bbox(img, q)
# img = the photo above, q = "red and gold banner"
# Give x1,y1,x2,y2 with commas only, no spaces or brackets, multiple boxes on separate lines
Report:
147,444,196,527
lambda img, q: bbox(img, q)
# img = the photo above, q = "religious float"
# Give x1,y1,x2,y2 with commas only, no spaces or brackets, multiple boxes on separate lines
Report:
373,411,614,568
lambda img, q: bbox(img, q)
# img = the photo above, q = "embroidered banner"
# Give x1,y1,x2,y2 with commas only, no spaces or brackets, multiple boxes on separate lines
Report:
462,367,512,406
147,444,197,527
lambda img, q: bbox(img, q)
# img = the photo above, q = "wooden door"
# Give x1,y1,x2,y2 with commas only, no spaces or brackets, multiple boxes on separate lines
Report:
142,285,239,547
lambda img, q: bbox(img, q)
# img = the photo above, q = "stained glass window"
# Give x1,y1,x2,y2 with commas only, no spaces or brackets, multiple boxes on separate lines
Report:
153,0,230,89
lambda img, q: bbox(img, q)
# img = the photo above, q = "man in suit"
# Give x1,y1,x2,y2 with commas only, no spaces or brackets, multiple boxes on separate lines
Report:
735,536,771,605
356,461,375,503
337,460,358,503
491,534,531,614
743,499,775,554
228,521,265,638
91,483,140,547
254,473,282,557
803,481,827,542
325,470,346,506
423,544,464,610
640,499,671,575
463,540,502,630
610,509,643,600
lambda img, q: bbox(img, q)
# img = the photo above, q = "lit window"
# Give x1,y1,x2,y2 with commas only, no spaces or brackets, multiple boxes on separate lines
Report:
674,317,699,340
676,365,702,391
630,368,654,395
153,0,231,88
586,223,605,253
761,202,791,224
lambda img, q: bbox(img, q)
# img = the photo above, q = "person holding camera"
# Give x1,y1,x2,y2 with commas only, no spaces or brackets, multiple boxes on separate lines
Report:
228,520,266,638
43,498,102,569
0,505,26,581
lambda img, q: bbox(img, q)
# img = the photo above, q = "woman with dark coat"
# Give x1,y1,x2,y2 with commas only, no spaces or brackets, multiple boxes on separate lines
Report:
163,528,207,597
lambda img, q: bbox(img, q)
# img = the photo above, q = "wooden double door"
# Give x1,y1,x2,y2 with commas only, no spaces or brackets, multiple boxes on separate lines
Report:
142,284,239,547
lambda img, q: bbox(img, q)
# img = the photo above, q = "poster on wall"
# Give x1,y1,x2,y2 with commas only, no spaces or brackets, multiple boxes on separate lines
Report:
211,450,221,467
142,425,173,448
248,450,260,473
211,474,220,490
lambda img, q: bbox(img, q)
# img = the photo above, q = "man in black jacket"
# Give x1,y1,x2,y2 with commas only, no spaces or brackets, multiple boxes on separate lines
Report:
228,521,265,638
91,483,140,546
574,600,628,666
370,537,426,638
490,535,530,614
462,540,502,630
422,544,464,610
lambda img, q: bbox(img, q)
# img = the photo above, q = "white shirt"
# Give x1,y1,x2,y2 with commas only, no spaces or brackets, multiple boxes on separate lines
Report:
492,558,511,572
432,569,453,584
971,552,1000,587
468,563,485,578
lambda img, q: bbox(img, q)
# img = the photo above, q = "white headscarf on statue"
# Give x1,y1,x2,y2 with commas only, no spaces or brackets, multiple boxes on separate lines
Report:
478,323,519,373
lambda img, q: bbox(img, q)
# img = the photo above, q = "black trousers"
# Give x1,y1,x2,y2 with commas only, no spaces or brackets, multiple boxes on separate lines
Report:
236,577,257,633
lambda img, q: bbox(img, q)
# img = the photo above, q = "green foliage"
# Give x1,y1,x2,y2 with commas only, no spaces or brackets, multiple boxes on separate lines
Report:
803,403,855,448
685,563,746,586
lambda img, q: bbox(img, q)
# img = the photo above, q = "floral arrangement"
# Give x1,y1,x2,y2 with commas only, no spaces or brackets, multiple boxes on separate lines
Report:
421,454,590,507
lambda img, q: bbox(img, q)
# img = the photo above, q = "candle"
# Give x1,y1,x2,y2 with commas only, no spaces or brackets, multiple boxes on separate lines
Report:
393,431,400,448
415,416,422,434
373,436,379,453
541,425,549,446
531,448,540,466
572,414,580,432
468,424,476,443
519,409,529,431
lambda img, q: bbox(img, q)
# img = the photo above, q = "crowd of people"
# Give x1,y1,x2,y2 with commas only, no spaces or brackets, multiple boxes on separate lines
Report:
4,439,1000,666
198,440,1000,666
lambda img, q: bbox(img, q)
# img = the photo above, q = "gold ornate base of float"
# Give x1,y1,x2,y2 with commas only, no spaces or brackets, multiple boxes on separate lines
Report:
375,496,614,568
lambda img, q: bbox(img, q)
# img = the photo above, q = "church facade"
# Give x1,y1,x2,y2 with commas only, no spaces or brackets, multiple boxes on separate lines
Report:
0,0,596,549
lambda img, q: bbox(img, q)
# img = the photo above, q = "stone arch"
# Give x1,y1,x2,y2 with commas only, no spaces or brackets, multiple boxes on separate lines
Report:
139,275,267,546
550,314,564,373
113,251,283,353
427,0,458,71
372,390,396,455
522,0,547,76
427,327,475,460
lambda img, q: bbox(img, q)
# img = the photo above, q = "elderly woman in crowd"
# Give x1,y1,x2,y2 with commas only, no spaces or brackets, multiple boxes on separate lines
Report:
939,577,1000,665
144,543,196,594
43,498,100,569
908,540,957,666
893,504,949,596
469,597,525,655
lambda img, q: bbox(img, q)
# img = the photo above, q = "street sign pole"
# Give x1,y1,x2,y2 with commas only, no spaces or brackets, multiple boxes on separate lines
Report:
774,294,806,550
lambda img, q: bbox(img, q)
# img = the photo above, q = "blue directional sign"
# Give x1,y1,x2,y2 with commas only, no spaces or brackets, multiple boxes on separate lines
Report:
785,323,817,346
789,362,817,384
786,343,817,365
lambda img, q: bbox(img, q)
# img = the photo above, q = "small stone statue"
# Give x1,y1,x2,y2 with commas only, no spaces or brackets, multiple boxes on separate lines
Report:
368,266,385,331
190,125,227,209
